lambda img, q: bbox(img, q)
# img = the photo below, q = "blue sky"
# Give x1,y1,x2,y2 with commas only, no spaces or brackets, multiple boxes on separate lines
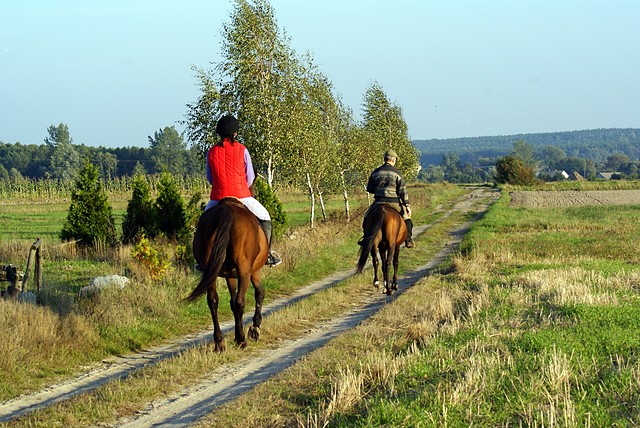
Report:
1,0,639,148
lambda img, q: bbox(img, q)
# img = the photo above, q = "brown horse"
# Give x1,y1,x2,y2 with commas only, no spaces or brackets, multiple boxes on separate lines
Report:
187,198,269,352
356,204,408,295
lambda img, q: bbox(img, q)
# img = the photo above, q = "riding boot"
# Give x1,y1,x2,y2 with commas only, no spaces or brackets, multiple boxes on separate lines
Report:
259,220,282,267
405,218,415,248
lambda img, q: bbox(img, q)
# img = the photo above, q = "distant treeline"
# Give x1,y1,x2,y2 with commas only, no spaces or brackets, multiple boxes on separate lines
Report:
0,143,155,179
414,128,640,167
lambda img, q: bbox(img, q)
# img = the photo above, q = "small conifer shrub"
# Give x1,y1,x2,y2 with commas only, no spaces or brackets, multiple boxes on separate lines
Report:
61,160,117,247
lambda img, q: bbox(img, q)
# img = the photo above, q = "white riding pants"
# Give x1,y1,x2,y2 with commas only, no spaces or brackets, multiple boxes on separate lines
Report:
205,197,271,221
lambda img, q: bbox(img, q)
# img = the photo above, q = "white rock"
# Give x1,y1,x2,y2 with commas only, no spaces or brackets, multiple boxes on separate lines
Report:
80,275,129,297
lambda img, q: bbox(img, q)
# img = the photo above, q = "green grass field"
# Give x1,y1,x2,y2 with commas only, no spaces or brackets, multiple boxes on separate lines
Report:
304,190,640,427
191,186,640,427
6,183,640,426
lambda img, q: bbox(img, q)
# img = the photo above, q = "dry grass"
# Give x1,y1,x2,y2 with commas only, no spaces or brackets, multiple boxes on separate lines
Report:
518,346,578,427
0,299,99,377
190,190,640,427
0,183,470,425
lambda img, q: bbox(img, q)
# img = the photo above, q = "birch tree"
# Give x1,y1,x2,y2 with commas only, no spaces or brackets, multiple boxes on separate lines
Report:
185,0,297,188
361,82,420,180
285,64,336,228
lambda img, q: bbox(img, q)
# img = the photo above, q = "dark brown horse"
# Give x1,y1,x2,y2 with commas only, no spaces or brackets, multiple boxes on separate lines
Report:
356,204,408,295
187,198,269,351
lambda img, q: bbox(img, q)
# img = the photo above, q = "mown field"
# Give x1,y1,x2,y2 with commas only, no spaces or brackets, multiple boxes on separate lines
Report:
3,181,640,426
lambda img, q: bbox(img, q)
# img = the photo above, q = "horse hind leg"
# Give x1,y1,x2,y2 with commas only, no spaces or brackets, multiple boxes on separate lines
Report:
247,271,264,342
381,248,392,295
230,274,251,348
391,244,400,291
206,287,225,352
371,247,380,289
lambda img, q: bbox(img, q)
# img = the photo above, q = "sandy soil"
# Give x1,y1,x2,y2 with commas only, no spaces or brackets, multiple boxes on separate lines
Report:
509,189,640,208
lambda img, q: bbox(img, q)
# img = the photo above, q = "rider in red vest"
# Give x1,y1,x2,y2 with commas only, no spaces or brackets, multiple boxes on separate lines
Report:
205,115,281,267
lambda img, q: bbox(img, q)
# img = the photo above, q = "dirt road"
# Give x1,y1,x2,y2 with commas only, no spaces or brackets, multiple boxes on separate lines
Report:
0,188,499,427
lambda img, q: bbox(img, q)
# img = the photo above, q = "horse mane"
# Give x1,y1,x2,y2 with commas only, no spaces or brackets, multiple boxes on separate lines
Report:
186,204,234,302
356,204,385,274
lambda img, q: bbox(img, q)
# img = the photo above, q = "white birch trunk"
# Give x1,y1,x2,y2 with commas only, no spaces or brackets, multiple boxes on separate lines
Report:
306,171,315,229
340,171,350,222
267,155,274,188
317,189,327,222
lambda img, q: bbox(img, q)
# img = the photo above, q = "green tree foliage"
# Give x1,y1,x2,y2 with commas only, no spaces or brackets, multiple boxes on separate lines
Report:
442,153,462,182
155,172,187,240
335,116,368,221
0,142,52,178
133,161,147,176
284,63,342,225
421,152,491,183
94,151,118,181
495,155,539,186
130,236,171,280
511,140,536,167
184,190,205,235
361,82,420,181
185,0,298,187
122,173,156,243
419,164,445,183
253,176,286,238
46,123,80,181
60,160,117,247
605,153,630,171
540,145,566,170
555,157,588,176
148,126,187,175
44,123,72,147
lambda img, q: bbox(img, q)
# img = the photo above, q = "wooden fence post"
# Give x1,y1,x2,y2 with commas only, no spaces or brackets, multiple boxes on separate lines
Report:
21,238,42,292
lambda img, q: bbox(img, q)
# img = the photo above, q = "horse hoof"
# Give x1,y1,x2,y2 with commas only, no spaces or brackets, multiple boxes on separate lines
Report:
391,283,398,291
248,326,260,341
386,289,392,296
214,341,226,353
238,341,248,349
372,280,379,288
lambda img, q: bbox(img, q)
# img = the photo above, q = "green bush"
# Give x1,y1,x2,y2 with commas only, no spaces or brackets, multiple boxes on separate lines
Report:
254,177,287,238
155,172,187,240
130,235,171,280
184,190,205,235
495,155,540,186
60,160,117,247
122,173,156,243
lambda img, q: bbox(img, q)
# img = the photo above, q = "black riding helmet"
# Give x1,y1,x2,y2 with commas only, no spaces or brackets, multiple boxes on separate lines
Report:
216,114,239,138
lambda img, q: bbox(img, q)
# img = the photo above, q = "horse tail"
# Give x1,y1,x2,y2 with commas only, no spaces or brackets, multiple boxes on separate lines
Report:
356,205,384,274
186,206,233,302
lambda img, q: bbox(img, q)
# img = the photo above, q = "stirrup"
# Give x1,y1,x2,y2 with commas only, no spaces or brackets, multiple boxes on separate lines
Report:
267,251,282,267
